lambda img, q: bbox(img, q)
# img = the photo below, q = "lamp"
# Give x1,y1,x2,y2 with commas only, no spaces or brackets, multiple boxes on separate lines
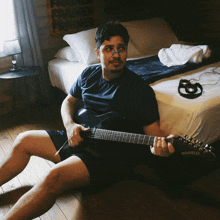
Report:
3,39,21,71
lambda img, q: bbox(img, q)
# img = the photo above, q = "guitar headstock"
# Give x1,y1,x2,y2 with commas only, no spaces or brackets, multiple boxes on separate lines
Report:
172,135,216,160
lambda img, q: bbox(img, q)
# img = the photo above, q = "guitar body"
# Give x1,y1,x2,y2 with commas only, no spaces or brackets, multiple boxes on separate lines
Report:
76,108,151,159
76,108,144,134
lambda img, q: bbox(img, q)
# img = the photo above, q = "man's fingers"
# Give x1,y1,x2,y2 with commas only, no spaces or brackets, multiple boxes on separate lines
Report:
81,126,89,131
167,134,175,153
70,125,89,147
161,137,167,152
168,142,175,153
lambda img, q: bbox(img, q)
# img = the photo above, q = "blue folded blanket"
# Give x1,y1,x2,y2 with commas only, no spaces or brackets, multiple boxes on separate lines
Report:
126,47,220,84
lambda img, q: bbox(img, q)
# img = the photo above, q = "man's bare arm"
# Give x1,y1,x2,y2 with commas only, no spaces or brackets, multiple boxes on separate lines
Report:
61,94,88,147
143,121,175,157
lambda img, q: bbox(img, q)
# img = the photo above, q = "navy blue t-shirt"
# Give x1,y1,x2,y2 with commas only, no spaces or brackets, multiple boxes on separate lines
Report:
70,65,159,131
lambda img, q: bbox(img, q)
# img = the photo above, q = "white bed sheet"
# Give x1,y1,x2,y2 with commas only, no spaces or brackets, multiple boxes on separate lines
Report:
48,59,90,94
48,59,220,144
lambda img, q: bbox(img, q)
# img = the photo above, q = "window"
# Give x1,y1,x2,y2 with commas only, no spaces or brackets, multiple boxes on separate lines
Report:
0,0,18,57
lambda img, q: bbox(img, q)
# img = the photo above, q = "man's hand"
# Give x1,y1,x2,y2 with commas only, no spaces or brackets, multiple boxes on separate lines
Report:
66,123,89,147
150,134,175,157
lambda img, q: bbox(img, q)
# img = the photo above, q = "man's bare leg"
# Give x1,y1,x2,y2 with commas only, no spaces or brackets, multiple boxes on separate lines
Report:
2,156,90,220
0,130,60,187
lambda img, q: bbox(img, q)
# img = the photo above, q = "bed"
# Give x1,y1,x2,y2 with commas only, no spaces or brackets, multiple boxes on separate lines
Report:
48,17,220,145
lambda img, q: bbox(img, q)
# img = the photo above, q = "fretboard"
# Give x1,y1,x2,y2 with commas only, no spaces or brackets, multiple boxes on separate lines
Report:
92,128,155,146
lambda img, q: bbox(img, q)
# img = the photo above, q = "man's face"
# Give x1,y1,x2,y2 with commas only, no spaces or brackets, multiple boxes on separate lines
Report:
95,36,127,78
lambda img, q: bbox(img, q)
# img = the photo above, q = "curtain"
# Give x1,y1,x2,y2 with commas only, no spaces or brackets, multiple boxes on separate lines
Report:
0,0,18,57
13,0,43,67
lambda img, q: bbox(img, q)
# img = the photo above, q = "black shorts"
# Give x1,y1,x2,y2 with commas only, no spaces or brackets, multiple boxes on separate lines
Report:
46,130,219,187
46,130,137,187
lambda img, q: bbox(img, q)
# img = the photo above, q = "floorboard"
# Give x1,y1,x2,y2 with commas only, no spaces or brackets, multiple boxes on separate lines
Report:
1,103,220,220
0,104,73,220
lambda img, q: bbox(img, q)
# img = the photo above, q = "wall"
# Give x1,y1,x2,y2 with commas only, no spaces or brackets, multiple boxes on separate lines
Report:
160,0,220,45
197,0,220,45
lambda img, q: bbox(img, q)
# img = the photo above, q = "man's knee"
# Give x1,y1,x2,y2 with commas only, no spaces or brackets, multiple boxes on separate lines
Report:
42,159,90,194
13,131,35,154
42,167,71,194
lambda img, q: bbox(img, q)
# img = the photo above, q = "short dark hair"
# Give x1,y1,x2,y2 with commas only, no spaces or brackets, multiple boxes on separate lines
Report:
95,21,129,50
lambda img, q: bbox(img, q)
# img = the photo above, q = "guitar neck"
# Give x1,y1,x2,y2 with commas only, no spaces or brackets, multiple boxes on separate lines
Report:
92,128,155,146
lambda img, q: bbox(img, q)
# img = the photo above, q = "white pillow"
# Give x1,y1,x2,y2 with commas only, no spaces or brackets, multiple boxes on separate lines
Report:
63,28,140,65
122,18,179,56
63,28,98,65
55,46,78,62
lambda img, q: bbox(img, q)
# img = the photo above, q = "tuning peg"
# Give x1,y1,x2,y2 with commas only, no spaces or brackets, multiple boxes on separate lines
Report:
184,135,188,139
194,139,200,145
209,146,213,151
188,137,193,141
204,144,214,153
198,141,203,146
204,144,209,149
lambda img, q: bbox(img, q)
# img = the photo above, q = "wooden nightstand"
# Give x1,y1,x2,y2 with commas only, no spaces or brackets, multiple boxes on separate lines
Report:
0,66,42,114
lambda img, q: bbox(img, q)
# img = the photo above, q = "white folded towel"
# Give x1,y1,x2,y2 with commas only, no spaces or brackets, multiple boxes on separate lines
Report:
158,44,211,67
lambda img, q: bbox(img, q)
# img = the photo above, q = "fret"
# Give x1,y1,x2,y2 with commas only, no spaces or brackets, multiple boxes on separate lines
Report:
130,133,135,144
143,135,146,144
93,128,155,146
118,131,122,142
107,130,110,141
148,135,151,145
123,132,128,143
114,131,118,142
110,130,114,141
137,134,142,144
131,134,135,144
104,130,108,140
95,129,104,140
142,135,146,145
98,129,103,140
136,134,139,144
119,131,124,142
133,134,137,144
117,131,121,142
134,134,138,144
127,132,131,143
148,136,154,146
137,134,142,145
121,132,125,142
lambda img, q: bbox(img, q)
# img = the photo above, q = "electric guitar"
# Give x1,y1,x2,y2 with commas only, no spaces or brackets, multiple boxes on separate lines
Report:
61,108,215,160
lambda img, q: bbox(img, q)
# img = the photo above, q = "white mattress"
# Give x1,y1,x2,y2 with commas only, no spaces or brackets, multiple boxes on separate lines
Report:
150,62,220,144
48,58,220,144
48,59,90,94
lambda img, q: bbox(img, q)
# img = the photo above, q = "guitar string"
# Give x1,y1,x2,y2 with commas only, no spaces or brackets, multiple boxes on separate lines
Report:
95,128,154,145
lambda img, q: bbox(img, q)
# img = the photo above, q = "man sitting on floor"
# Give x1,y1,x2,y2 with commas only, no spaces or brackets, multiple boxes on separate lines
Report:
0,21,174,220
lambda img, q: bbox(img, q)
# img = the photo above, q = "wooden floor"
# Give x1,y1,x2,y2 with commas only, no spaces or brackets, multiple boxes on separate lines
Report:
1,103,220,220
